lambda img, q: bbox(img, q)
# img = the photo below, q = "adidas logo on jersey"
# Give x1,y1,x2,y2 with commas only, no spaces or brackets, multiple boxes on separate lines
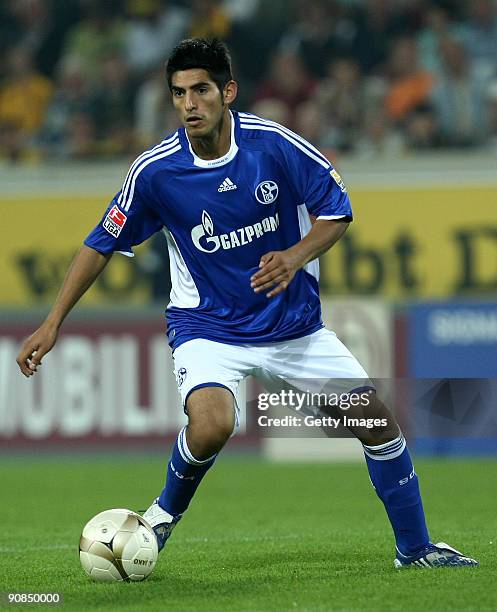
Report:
218,177,237,192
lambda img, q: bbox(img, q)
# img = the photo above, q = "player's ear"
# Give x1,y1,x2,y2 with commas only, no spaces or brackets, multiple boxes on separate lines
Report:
223,80,238,106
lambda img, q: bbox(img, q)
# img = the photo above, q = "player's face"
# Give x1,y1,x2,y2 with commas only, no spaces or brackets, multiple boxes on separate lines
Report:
170,69,236,138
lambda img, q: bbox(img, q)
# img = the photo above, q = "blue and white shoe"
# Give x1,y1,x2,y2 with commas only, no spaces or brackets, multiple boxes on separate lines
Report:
142,498,182,552
394,542,479,568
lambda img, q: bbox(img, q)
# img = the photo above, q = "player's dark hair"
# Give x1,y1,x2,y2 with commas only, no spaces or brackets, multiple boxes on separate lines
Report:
166,38,233,95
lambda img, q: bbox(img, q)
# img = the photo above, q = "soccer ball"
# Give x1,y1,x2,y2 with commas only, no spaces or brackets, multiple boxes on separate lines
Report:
79,508,158,582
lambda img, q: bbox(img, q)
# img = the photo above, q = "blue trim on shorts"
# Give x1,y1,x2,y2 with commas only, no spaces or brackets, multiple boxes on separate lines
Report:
184,382,234,413
348,385,376,395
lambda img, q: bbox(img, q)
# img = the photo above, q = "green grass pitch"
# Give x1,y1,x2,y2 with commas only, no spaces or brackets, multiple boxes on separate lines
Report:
0,456,495,611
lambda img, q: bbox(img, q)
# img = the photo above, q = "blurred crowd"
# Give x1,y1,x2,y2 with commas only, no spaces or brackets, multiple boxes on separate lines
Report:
1,0,497,162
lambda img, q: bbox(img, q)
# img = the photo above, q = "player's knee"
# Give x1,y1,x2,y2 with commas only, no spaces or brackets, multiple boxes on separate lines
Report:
347,392,400,446
185,387,235,457
187,416,233,457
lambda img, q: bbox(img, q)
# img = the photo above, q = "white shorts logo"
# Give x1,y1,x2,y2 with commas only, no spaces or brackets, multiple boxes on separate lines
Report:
177,367,187,387
255,180,278,204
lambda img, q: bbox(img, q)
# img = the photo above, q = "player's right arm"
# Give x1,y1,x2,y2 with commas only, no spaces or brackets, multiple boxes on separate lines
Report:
16,245,112,377
17,146,166,377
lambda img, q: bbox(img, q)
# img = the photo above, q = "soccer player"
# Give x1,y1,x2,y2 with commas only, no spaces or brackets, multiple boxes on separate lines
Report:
17,39,477,569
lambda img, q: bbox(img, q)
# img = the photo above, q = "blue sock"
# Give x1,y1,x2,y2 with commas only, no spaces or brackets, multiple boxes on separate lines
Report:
159,426,216,517
363,434,430,555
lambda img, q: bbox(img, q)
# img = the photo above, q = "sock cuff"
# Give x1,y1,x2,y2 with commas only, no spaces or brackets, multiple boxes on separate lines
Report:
177,426,217,466
363,433,406,461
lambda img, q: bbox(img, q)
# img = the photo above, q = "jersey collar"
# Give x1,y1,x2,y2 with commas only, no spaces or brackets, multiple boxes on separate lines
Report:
184,110,238,168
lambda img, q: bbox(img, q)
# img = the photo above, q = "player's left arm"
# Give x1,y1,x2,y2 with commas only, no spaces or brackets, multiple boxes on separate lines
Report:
250,219,349,298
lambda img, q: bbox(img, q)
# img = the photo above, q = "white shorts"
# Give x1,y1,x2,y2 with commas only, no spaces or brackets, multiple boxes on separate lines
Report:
172,328,371,419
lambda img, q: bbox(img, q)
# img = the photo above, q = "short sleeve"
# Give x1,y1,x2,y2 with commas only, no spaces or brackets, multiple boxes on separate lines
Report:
84,174,163,257
281,136,353,221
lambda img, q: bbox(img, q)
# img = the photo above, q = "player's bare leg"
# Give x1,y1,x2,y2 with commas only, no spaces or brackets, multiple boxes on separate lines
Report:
186,387,236,458
321,391,400,446
143,386,235,551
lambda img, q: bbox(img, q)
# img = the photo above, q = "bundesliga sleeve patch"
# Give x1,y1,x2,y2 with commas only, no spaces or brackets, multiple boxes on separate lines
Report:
103,205,127,238
330,169,347,192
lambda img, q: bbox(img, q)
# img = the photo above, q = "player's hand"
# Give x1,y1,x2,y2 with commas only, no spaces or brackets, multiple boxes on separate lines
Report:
250,250,301,298
16,323,59,378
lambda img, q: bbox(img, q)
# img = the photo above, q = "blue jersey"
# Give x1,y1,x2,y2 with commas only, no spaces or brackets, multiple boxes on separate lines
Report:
84,111,353,350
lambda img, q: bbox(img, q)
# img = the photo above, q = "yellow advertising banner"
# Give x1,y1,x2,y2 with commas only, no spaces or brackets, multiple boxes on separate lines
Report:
0,196,151,305
321,187,497,298
0,187,496,304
